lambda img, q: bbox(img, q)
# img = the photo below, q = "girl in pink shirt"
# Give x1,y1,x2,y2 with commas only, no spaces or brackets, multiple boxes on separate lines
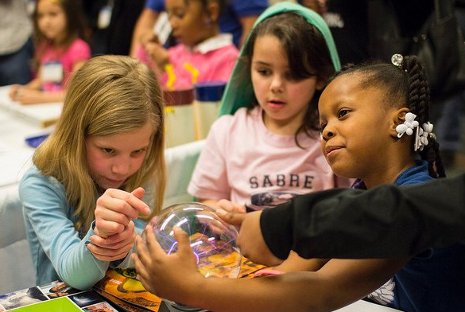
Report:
188,3,351,272
9,0,90,104
136,0,239,90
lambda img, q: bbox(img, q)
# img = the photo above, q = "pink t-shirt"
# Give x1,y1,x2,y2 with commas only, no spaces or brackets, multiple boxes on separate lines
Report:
39,38,91,91
137,34,239,89
188,107,351,204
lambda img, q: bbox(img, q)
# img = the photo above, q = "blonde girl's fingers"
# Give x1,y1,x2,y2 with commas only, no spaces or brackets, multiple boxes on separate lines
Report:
96,195,134,225
104,189,150,217
90,237,133,255
90,234,134,250
87,243,129,261
131,187,145,200
93,220,135,246
130,187,151,216
95,218,125,237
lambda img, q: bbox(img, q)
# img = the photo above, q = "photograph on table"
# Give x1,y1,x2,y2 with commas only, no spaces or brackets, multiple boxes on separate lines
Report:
82,301,119,312
0,287,48,311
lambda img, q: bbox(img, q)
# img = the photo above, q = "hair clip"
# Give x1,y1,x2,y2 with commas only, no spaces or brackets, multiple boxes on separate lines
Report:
396,112,435,151
391,54,403,68
414,122,435,151
396,112,419,138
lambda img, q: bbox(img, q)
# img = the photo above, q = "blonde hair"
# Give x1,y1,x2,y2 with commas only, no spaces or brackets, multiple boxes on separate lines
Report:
33,55,166,232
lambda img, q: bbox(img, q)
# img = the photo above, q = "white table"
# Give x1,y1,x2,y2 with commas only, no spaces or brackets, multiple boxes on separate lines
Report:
0,86,59,293
337,300,401,311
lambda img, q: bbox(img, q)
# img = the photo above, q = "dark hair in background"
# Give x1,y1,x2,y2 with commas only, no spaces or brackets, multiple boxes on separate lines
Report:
186,0,225,15
335,55,445,178
240,12,335,147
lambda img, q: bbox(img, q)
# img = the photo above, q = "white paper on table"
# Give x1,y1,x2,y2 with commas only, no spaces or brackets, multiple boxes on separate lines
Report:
0,86,62,128
0,148,33,187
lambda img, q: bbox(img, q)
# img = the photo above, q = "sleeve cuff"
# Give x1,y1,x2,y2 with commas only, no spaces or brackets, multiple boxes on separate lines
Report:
260,202,293,260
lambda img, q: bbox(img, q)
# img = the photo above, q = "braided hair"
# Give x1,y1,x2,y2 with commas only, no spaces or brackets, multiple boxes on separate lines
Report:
334,55,445,178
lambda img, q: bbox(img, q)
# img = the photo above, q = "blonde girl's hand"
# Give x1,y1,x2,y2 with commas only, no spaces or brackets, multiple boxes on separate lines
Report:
132,226,203,301
87,220,136,261
94,187,150,238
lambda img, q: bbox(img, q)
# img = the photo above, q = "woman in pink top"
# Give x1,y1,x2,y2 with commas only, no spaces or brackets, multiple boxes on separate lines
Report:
136,0,239,90
9,0,90,104
188,3,351,272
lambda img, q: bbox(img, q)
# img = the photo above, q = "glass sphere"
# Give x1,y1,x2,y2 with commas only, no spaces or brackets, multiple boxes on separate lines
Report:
149,202,242,279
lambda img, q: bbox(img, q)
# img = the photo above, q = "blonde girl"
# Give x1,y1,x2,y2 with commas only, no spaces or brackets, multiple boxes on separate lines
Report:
19,55,166,290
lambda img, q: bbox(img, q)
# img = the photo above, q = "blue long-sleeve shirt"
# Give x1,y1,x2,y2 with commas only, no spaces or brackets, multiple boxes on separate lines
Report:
19,166,150,290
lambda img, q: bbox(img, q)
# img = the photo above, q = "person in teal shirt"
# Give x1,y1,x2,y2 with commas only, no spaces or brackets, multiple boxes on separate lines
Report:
19,55,166,290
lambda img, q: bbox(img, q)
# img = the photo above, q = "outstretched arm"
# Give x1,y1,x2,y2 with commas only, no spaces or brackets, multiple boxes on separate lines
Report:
133,226,407,312
260,174,465,260
130,8,159,58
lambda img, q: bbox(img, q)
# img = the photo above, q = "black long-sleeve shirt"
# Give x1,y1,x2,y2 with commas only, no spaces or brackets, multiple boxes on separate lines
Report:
261,173,465,259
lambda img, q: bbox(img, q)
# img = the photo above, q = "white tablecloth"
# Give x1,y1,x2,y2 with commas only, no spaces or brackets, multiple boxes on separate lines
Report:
0,87,50,293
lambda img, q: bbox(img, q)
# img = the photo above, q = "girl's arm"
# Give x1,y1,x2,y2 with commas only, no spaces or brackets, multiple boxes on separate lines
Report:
25,77,42,90
259,175,465,260
133,226,407,312
12,59,87,104
10,65,64,104
19,169,110,290
22,66,43,91
144,41,170,71
9,73,41,102
130,8,159,58
13,88,65,104
207,199,323,273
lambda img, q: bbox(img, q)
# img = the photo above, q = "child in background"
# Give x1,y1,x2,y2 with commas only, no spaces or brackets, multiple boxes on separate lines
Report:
187,2,350,271
9,0,90,105
19,55,166,290
133,55,465,312
136,0,239,90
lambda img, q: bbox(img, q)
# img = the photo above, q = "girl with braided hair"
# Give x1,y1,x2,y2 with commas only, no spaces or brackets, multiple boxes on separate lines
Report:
132,54,465,312
317,54,464,311
320,54,445,182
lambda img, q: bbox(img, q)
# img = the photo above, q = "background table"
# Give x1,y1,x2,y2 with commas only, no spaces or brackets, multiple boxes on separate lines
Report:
0,86,55,294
